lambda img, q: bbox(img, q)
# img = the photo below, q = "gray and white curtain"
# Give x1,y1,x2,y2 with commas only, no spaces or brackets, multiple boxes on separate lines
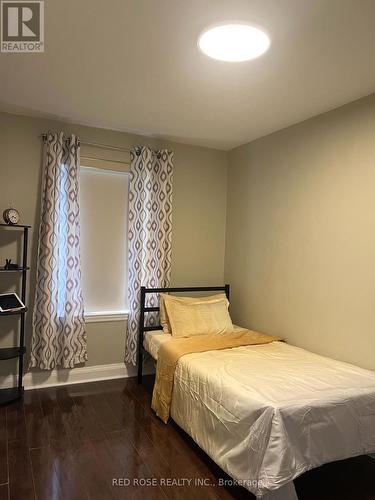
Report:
30,132,87,370
125,146,173,365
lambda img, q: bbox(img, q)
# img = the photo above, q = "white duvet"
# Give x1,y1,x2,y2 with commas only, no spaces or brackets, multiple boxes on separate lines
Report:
169,341,375,498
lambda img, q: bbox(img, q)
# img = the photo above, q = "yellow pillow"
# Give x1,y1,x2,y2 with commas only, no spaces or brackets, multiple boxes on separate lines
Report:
159,293,227,334
163,295,233,338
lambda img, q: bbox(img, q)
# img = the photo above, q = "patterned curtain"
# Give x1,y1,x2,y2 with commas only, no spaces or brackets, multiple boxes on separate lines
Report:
125,146,173,365
30,132,87,370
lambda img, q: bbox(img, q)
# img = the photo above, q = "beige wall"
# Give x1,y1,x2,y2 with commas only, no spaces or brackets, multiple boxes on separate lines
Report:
2,89,374,383
225,92,375,370
0,111,228,379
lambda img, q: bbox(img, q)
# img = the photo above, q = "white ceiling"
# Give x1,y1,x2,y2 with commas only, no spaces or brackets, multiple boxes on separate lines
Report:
1,0,375,150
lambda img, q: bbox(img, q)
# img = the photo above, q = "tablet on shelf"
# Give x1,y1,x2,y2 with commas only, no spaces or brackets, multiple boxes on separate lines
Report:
0,293,26,313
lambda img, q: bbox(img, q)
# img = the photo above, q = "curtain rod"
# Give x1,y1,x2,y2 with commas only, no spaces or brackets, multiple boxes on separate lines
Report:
41,134,130,153
80,154,130,165
80,140,130,153
40,135,171,156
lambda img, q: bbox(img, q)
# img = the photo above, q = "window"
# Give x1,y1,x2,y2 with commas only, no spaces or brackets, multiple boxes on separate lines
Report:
80,164,129,321
58,163,69,318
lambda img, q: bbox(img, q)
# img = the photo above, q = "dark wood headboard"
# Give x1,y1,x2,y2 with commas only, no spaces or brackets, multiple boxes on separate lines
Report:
137,284,230,383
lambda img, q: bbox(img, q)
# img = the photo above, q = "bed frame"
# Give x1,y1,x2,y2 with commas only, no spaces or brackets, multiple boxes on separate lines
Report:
137,284,230,384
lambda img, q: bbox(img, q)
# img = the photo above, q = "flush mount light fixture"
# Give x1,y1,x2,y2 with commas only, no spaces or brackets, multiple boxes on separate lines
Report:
198,23,270,62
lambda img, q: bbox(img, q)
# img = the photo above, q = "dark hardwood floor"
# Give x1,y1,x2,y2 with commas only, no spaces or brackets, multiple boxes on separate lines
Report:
0,376,375,500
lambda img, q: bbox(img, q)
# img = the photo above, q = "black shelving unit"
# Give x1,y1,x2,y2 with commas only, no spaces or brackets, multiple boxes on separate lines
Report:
0,223,30,405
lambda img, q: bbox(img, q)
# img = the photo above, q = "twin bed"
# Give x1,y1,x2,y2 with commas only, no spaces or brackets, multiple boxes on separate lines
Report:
137,285,375,500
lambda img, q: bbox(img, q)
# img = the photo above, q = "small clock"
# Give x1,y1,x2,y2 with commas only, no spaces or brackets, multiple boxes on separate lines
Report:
3,208,20,225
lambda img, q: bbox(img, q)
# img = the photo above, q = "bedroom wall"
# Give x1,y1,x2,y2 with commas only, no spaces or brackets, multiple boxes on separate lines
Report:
0,111,228,381
225,92,375,370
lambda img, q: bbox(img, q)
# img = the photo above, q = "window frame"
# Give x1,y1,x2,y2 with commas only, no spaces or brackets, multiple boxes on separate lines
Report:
79,157,130,323
84,311,129,323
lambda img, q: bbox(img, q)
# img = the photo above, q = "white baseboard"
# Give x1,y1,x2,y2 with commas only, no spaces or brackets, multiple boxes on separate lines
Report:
1,361,155,390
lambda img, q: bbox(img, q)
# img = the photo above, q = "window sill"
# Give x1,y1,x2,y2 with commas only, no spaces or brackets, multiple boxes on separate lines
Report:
84,311,129,323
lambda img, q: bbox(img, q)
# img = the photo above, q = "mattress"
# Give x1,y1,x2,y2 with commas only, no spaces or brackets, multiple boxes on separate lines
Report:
143,330,171,360
169,341,375,498
143,324,247,360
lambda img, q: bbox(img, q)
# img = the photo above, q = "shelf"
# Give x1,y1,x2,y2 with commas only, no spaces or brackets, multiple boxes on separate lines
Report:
0,267,30,272
0,346,26,361
0,222,29,405
0,387,24,405
0,223,31,228
0,307,28,316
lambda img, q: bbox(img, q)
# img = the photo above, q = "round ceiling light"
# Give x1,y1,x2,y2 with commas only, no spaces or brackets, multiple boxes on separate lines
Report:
198,23,270,62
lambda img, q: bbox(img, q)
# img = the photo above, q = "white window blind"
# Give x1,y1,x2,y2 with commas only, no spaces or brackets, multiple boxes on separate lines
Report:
80,166,129,316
